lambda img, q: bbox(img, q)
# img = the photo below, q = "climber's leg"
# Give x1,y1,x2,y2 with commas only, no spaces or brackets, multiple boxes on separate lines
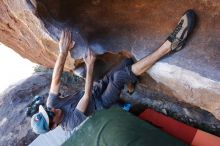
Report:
131,10,196,76
131,40,171,76
92,58,134,99
98,65,138,108
94,9,197,109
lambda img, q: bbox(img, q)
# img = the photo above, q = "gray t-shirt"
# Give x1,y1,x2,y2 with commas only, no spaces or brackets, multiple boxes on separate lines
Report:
46,90,96,131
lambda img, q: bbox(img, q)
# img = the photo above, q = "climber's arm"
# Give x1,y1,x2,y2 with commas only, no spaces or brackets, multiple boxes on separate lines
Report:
76,49,96,113
49,29,74,94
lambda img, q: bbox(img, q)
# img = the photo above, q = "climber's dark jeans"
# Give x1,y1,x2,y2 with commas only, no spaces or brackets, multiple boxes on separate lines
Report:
92,58,138,109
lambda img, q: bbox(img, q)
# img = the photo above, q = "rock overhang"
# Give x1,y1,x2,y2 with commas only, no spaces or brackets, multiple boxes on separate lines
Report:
32,0,220,80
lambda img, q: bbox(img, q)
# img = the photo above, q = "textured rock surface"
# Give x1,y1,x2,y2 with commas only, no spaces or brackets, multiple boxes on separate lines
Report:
0,0,220,127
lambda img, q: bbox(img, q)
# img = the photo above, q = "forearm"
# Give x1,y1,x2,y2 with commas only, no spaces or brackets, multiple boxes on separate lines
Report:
76,65,94,113
84,65,94,97
49,52,68,94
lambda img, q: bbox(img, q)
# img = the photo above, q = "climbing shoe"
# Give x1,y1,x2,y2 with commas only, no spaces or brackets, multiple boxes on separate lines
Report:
167,9,196,52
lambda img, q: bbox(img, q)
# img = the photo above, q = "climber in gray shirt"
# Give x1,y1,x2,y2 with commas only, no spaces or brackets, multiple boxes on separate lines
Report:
31,10,196,134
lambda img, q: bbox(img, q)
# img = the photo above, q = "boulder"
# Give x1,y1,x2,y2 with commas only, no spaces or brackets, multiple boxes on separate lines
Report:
0,0,220,128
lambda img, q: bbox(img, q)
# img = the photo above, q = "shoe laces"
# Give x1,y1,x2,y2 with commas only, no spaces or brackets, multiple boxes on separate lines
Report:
170,20,184,39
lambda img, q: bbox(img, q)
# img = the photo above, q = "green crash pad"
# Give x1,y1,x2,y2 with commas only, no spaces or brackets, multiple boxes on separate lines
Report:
63,106,188,146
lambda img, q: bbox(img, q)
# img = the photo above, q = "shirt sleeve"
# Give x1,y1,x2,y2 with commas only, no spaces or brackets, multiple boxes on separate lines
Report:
65,108,87,131
46,92,59,108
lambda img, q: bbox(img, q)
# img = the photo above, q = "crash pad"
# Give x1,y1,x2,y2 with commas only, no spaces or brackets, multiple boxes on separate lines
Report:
62,106,188,146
